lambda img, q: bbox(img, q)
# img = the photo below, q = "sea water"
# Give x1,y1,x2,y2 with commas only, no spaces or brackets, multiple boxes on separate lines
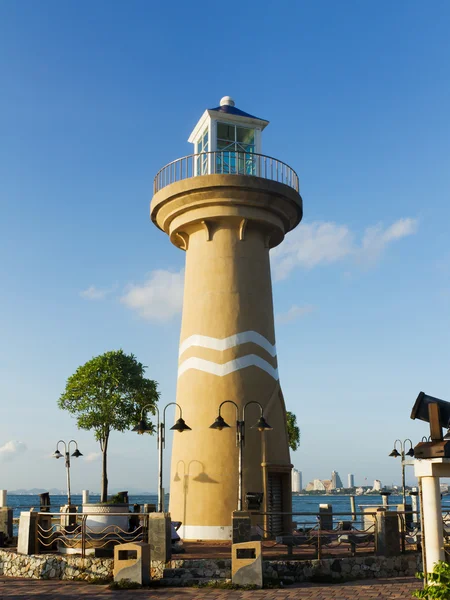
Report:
8,493,413,523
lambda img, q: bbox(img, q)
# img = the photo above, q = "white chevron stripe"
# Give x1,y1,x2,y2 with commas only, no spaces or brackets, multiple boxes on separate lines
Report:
177,355,279,380
179,331,277,358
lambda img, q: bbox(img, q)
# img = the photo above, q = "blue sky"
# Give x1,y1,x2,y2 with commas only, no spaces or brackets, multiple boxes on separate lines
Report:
1,1,449,494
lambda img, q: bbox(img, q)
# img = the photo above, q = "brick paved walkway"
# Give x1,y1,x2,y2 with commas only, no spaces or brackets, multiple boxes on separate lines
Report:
0,576,421,599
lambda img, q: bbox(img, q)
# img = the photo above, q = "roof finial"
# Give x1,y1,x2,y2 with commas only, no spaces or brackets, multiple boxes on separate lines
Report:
220,96,235,107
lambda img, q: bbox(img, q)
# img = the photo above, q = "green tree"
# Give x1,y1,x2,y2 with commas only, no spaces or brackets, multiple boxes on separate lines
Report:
286,411,300,451
413,561,450,598
58,350,159,502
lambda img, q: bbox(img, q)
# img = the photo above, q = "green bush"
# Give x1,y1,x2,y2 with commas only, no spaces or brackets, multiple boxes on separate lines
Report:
413,561,450,599
109,579,142,590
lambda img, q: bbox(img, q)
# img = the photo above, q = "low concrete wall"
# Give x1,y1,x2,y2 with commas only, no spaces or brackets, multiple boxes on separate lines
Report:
264,555,422,584
0,550,113,580
0,549,421,584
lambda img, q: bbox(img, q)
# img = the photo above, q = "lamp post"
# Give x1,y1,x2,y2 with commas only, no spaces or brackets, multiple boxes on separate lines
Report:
389,439,414,505
52,440,82,505
209,400,272,512
133,403,192,512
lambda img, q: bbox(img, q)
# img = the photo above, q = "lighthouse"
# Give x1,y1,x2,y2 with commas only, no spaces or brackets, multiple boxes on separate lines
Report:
150,97,303,540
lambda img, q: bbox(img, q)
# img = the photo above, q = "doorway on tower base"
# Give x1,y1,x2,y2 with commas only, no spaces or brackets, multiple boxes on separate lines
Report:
262,464,292,538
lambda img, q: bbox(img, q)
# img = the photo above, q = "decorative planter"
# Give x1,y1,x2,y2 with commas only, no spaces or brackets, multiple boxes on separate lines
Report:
82,503,129,534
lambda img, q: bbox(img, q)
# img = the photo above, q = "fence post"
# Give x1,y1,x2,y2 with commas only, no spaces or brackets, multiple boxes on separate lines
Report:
410,490,419,524
375,508,401,557
81,514,86,558
350,495,356,521
317,515,322,559
319,504,333,530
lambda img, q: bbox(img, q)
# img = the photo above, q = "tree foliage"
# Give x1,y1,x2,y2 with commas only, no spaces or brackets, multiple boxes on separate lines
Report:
58,350,159,502
286,411,300,451
413,561,450,599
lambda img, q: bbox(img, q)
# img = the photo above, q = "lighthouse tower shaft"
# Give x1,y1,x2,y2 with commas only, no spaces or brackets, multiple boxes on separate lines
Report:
151,170,302,540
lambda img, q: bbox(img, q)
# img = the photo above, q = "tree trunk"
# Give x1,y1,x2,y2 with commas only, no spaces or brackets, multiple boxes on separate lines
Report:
101,434,109,503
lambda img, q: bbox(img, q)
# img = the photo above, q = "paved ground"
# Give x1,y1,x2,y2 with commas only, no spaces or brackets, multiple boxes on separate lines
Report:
0,576,422,599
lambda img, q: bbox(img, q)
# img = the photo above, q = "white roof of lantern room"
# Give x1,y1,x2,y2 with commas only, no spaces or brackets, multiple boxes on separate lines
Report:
188,96,270,143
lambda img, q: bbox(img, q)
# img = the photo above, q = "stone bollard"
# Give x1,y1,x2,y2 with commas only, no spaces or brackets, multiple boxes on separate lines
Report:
232,541,262,588
114,542,151,586
381,491,391,507
319,504,333,530
17,511,39,555
232,511,251,544
82,490,89,505
148,513,171,562
375,508,400,556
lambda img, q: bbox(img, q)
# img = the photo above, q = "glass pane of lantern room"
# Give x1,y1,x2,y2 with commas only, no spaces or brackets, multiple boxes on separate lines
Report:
237,127,254,145
217,123,235,143
217,123,236,173
237,127,255,174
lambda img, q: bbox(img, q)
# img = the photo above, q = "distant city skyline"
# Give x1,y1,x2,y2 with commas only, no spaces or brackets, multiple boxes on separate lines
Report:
296,467,421,493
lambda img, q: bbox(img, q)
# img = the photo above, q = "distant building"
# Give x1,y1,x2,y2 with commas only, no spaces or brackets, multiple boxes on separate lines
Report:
306,479,327,492
355,486,364,495
372,479,382,492
348,474,355,488
314,479,326,492
292,469,302,492
322,480,333,492
331,471,343,490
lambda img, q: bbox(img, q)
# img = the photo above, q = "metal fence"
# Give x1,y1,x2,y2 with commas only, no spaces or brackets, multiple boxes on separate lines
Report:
35,511,149,558
153,151,299,194
17,506,425,560
253,510,421,559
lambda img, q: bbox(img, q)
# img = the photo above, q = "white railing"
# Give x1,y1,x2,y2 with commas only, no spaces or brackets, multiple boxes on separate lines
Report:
153,151,299,194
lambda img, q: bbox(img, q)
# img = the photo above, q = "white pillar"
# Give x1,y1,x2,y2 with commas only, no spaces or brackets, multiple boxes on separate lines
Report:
421,476,444,574
0,490,6,507
82,490,89,504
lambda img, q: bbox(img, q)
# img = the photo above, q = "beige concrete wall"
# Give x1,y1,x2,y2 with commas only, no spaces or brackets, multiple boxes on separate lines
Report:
151,175,302,539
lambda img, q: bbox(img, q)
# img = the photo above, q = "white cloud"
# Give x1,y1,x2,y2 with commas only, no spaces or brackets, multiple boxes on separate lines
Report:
80,285,114,300
271,218,418,280
272,222,354,280
276,304,316,325
84,452,101,463
360,218,419,264
121,268,185,322
0,441,27,462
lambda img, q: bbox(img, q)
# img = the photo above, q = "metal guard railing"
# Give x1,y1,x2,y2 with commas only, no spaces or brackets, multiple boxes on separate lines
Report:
252,510,421,559
27,507,424,560
36,511,150,558
153,151,299,194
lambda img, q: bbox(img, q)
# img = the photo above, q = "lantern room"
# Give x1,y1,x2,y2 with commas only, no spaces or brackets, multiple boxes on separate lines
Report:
188,96,269,176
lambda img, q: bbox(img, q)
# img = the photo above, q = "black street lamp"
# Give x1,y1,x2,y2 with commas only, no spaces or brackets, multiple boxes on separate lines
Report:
133,403,191,512
52,440,82,505
389,438,414,505
209,400,272,512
